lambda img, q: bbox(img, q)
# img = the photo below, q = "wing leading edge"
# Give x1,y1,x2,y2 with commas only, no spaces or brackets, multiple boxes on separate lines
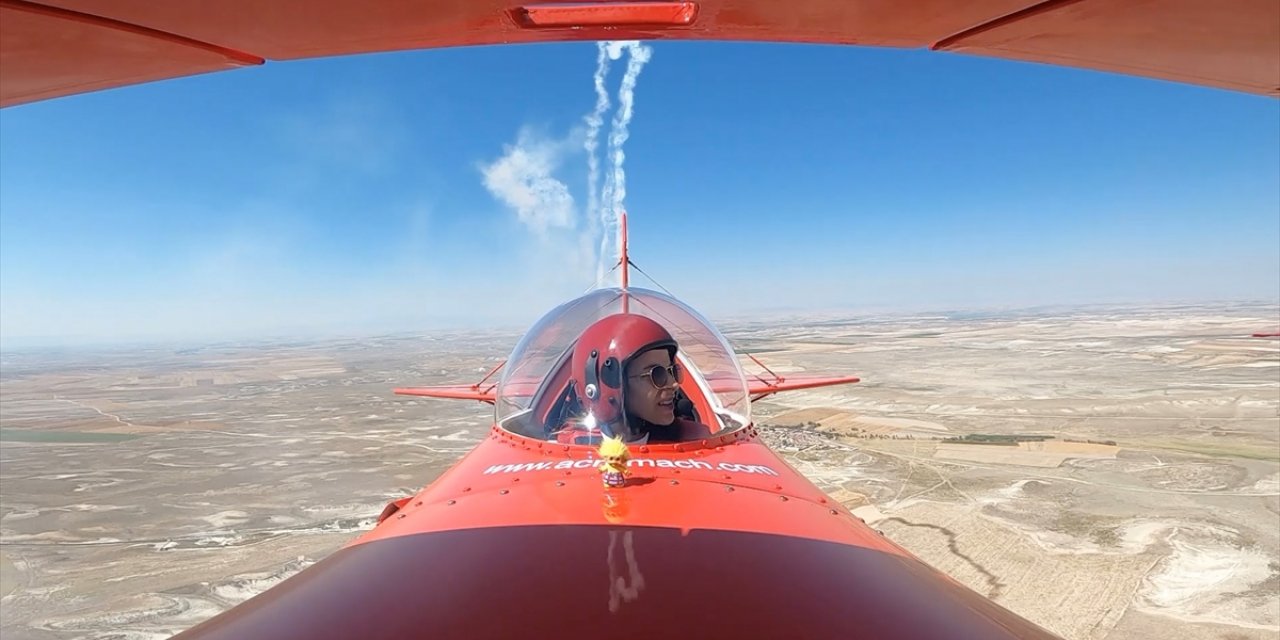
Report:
393,385,496,404
746,374,862,401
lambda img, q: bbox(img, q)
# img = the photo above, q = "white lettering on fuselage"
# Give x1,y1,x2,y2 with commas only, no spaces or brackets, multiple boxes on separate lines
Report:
715,462,780,476
482,459,777,476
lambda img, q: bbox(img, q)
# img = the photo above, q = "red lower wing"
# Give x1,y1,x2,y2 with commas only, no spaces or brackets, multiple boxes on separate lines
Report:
393,386,496,403
746,374,861,401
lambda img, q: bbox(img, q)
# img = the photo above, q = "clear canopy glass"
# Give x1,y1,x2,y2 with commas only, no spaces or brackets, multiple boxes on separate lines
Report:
496,288,750,440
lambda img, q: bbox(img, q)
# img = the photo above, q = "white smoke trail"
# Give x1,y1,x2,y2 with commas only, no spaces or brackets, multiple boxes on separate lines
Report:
479,128,598,285
479,41,653,292
599,41,652,287
584,43,613,286
479,128,576,239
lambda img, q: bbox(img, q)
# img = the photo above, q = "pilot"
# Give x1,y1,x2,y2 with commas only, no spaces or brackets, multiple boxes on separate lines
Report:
568,313,713,444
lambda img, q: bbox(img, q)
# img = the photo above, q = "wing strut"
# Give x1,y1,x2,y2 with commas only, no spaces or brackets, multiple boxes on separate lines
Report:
393,359,505,404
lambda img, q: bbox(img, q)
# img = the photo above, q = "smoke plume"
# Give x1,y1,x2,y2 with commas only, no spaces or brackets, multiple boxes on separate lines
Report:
482,41,653,290
596,41,652,286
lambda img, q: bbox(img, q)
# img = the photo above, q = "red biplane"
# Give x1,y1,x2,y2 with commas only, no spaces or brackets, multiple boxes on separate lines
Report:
2,1,1276,639
175,215,1065,639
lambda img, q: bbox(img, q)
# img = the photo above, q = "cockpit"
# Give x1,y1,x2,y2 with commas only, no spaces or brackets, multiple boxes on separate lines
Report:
496,288,751,444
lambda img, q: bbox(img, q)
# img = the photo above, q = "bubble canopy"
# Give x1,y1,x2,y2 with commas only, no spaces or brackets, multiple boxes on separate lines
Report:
496,288,750,440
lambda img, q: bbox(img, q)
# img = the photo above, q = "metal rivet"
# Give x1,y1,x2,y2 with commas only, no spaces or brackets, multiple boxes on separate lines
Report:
414,501,423,506
725,486,735,492
555,481,565,487
669,479,679,486
446,499,456,505
462,487,471,492
499,489,509,495
722,474,732,480
512,477,520,482
779,496,788,502
829,509,839,515
397,513,407,519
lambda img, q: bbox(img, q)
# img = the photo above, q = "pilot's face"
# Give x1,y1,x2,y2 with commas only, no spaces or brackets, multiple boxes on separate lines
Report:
625,348,677,426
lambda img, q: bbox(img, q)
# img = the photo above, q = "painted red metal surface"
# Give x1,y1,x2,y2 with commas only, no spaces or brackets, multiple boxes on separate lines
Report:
352,426,892,549
392,385,497,403
0,0,260,107
177,525,1056,640
3,0,1278,106
747,373,863,400
0,0,260,64
393,360,507,403
175,425,1059,638
516,2,698,28
936,0,1279,96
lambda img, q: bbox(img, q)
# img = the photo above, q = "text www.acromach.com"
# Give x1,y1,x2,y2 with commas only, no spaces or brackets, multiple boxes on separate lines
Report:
483,459,780,476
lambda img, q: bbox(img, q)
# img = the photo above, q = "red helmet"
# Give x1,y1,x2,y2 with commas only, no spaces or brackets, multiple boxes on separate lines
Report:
571,313,677,431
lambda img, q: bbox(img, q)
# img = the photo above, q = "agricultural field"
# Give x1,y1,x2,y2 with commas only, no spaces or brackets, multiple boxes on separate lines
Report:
2,302,1277,639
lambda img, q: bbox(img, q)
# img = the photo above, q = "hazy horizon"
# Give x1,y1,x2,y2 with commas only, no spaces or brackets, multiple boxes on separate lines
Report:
2,296,1276,353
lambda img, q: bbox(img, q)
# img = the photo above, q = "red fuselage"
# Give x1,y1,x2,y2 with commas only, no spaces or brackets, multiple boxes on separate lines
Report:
178,424,1058,639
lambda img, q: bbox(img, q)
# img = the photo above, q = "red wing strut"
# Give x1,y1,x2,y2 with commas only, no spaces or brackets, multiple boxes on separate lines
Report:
745,374,862,402
737,352,861,401
393,360,504,404
393,385,496,404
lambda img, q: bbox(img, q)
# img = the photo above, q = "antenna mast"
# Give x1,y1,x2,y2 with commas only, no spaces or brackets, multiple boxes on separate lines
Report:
620,210,630,313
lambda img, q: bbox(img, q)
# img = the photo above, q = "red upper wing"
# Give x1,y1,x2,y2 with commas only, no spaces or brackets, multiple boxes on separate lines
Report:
3,0,1277,107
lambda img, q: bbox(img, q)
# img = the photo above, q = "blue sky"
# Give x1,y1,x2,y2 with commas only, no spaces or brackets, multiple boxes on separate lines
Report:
1,41,1277,345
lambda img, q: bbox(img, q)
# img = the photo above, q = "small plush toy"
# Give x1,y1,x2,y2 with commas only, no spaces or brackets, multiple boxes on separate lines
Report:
597,435,632,488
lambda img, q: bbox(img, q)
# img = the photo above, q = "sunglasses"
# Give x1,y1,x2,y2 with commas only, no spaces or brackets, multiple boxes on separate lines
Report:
630,363,683,389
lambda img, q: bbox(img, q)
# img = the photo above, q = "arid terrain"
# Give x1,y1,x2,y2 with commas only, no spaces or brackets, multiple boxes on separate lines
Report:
2,302,1277,639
